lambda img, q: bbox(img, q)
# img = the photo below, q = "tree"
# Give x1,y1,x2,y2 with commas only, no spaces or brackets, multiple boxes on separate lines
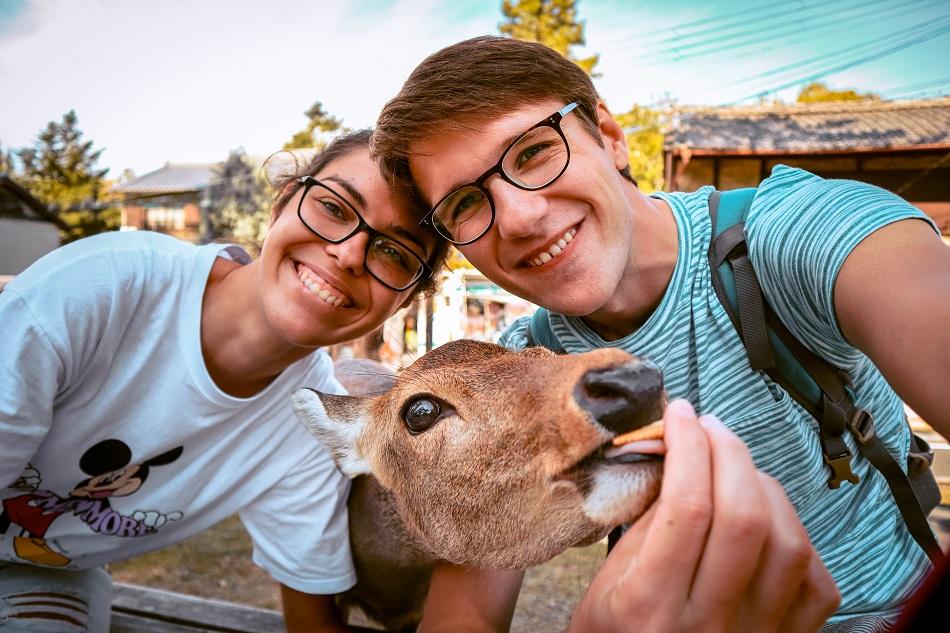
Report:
15,110,118,240
499,0,599,75
283,101,345,150
206,148,272,250
797,82,880,103
615,104,667,194
0,141,15,175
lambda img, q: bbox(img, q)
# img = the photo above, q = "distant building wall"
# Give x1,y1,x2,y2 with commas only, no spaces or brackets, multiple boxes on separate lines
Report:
668,150,950,234
0,218,61,276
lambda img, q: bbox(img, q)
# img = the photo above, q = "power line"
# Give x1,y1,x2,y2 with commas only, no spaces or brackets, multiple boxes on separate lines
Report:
619,0,927,65
603,0,831,44
707,0,944,65
727,20,950,104
629,0,868,54
878,76,950,96
718,15,949,92
887,88,950,100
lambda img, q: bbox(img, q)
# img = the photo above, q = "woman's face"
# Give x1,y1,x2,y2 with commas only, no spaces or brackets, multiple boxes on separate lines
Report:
258,148,436,348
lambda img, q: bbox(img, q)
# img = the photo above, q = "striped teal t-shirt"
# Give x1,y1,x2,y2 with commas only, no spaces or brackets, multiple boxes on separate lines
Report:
499,165,937,620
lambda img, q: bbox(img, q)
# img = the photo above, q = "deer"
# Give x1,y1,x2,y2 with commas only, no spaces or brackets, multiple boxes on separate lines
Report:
293,340,666,631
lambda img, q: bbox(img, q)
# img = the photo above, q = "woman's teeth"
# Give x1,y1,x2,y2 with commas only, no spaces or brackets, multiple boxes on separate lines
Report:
529,228,576,267
296,264,349,307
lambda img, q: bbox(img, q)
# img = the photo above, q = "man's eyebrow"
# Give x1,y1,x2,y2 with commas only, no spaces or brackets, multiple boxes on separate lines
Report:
323,175,366,210
438,128,528,196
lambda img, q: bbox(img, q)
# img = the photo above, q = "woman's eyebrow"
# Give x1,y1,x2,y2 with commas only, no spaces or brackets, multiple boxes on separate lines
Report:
323,174,428,257
389,227,428,255
323,175,366,210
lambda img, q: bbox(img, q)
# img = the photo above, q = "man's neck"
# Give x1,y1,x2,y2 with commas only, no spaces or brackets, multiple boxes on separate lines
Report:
580,195,678,342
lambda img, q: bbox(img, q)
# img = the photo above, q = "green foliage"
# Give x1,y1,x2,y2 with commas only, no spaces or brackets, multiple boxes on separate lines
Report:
499,0,599,75
0,141,14,174
14,110,118,240
797,82,880,103
206,148,272,251
283,101,345,150
614,104,666,194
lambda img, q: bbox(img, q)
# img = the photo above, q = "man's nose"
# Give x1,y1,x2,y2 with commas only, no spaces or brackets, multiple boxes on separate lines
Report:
487,179,548,241
325,231,369,274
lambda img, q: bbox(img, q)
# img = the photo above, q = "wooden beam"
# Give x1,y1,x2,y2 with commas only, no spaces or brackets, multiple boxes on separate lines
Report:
110,583,284,633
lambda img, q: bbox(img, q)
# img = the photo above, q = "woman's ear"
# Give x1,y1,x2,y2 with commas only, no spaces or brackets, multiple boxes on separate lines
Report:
595,101,631,172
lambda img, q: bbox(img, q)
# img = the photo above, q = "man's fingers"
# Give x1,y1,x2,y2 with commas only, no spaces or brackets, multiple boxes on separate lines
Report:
775,552,841,633
689,414,769,620
634,399,714,608
741,473,826,632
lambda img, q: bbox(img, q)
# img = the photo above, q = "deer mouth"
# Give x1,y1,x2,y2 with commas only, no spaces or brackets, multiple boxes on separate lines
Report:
558,441,663,482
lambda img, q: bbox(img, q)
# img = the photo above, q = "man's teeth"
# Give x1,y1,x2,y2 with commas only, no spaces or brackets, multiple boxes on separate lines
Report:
529,228,576,267
296,265,348,307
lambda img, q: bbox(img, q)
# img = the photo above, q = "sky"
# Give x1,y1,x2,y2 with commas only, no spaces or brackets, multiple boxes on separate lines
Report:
1,0,948,178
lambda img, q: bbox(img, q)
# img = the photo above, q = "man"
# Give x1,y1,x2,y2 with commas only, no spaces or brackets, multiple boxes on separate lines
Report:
373,36,949,631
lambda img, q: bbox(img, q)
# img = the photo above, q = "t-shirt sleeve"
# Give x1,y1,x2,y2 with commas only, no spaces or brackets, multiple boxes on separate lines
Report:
497,315,532,351
238,352,356,595
0,237,132,488
0,291,63,487
746,165,937,364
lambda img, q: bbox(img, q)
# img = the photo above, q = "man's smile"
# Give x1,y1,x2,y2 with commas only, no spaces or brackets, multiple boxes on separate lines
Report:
526,226,577,268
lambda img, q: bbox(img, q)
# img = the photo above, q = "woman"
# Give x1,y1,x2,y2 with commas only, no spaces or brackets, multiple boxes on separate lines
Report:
0,129,448,632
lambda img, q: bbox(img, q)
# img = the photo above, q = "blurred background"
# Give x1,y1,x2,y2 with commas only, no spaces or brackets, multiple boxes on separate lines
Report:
2,0,948,629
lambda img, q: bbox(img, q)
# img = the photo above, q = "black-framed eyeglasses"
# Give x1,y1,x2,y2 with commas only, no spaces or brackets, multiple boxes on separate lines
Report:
296,176,431,291
420,102,579,245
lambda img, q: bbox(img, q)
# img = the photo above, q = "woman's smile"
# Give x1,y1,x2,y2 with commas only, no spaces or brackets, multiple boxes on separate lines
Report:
292,259,354,308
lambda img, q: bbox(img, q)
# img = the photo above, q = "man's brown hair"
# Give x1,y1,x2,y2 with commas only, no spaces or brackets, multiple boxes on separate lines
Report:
373,35,633,203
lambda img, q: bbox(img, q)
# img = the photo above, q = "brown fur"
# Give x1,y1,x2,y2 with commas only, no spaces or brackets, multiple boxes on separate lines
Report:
294,341,666,630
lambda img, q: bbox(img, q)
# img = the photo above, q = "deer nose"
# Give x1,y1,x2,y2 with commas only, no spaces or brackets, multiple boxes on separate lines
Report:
574,360,664,435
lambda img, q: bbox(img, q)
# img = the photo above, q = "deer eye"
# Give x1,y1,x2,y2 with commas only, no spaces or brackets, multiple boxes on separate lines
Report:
402,397,443,435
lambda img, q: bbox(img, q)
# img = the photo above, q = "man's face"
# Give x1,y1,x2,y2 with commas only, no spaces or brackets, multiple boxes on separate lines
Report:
409,100,635,317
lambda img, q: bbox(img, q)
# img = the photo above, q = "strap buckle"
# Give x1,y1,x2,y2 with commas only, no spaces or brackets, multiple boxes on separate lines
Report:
848,409,876,444
824,452,860,489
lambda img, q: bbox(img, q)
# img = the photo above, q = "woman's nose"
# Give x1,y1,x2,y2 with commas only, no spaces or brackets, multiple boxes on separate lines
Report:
487,179,549,241
324,231,369,274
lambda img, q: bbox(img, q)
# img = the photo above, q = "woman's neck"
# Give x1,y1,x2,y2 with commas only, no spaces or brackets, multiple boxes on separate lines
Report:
200,258,314,398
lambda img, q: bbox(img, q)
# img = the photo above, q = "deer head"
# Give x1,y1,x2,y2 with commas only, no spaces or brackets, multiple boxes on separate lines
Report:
292,340,665,570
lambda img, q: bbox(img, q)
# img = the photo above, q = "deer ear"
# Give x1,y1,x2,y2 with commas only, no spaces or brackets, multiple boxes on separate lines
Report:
291,388,373,478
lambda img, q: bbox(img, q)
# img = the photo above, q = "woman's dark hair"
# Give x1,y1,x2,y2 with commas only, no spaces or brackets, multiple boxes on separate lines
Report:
266,128,449,296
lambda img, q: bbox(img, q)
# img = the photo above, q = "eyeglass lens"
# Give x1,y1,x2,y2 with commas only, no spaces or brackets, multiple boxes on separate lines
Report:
299,184,423,289
433,124,568,244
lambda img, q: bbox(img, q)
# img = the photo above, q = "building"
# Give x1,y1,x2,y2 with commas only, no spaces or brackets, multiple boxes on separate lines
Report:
663,98,950,233
0,174,68,289
115,163,215,242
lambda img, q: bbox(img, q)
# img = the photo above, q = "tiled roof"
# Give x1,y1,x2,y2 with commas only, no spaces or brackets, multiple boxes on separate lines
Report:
116,163,215,194
666,98,950,153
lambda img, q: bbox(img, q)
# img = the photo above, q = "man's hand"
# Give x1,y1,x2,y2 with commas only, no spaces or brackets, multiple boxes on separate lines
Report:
567,399,840,633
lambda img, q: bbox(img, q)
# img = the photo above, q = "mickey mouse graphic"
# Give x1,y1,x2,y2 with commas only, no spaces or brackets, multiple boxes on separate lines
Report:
0,439,184,567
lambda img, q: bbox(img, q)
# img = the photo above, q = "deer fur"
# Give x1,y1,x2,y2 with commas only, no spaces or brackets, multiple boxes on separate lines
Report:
294,341,666,630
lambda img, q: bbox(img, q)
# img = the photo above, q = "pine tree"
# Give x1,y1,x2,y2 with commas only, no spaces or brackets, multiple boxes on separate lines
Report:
0,141,15,175
206,148,271,250
15,110,118,239
283,101,345,150
499,0,599,75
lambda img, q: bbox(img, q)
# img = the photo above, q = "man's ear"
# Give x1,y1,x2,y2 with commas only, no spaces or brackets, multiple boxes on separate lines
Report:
595,101,631,173
291,388,373,477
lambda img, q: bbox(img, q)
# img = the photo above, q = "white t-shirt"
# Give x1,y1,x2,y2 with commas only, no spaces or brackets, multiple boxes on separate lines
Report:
0,231,356,595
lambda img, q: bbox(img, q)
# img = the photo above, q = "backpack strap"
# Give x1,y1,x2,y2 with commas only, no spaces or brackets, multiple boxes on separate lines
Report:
707,189,943,565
